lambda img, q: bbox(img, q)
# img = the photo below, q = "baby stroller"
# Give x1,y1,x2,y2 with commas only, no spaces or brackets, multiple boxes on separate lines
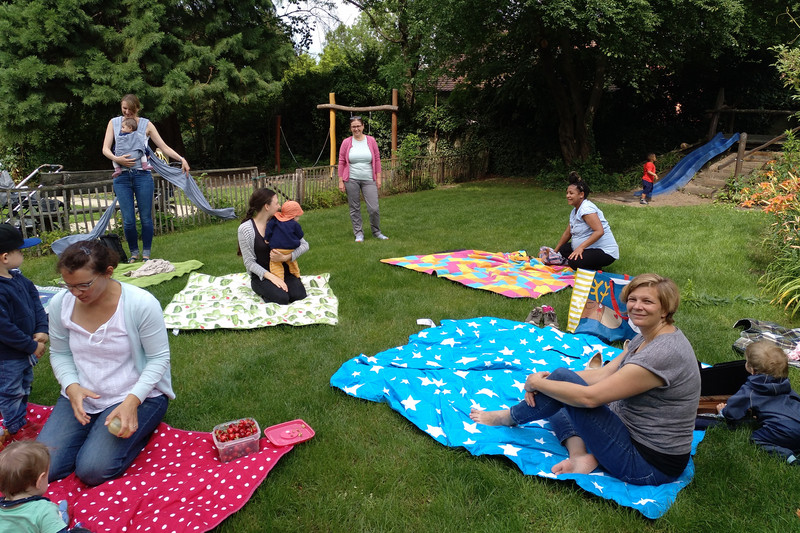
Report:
0,164,65,235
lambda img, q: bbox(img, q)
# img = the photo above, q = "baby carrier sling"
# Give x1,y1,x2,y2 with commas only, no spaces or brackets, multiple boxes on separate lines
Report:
112,116,151,168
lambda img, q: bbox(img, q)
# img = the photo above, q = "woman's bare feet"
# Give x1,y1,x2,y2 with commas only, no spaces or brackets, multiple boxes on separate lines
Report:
551,453,599,476
469,409,514,426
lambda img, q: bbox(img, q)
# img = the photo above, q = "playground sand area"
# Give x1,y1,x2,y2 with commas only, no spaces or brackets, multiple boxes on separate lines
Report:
593,188,712,207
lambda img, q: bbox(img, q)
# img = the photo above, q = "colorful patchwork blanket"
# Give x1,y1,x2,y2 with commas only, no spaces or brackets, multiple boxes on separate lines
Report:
380,250,574,298
330,317,704,519
16,405,293,533
163,272,338,330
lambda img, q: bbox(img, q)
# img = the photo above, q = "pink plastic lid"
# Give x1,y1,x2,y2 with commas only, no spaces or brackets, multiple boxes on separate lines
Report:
263,419,315,446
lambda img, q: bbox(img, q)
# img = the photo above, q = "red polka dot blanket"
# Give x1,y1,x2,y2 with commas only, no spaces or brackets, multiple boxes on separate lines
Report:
20,405,293,532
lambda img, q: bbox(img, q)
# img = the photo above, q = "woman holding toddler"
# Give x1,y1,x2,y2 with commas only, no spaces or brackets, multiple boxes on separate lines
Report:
238,188,308,305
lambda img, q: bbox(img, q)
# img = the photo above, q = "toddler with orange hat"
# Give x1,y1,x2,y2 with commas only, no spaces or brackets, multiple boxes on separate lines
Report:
265,201,304,280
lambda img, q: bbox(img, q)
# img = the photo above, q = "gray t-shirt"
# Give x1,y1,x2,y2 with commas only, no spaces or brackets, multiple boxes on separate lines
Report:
610,329,700,455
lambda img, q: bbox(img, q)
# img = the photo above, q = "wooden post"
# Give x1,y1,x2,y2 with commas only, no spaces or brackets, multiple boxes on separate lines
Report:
707,88,725,141
329,93,337,175
275,115,281,172
734,132,747,177
391,89,398,159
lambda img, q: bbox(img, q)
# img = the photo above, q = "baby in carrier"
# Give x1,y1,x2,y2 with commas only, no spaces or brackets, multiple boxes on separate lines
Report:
112,117,152,177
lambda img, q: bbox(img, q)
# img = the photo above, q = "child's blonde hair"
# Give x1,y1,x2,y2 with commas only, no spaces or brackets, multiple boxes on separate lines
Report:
0,440,50,495
745,341,789,379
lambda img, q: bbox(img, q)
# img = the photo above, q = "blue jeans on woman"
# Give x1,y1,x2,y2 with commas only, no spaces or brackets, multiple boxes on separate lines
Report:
113,169,154,258
37,394,168,486
509,367,676,485
0,358,34,434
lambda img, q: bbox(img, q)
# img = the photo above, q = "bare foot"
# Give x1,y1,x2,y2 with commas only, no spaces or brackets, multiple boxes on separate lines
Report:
469,409,513,426
551,453,599,476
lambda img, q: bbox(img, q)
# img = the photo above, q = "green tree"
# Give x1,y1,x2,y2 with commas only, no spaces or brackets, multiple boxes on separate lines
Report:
0,0,296,171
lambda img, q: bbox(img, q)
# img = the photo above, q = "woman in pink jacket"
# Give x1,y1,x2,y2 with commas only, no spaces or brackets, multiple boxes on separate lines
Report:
337,116,388,242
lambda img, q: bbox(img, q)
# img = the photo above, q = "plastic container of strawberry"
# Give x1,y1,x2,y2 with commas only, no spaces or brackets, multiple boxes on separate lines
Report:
212,417,261,462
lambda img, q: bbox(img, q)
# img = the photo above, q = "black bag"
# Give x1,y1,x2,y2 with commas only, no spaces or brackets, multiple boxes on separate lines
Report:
699,360,749,396
98,234,127,263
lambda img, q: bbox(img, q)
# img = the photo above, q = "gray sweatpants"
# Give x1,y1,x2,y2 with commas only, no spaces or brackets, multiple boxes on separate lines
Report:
344,179,381,237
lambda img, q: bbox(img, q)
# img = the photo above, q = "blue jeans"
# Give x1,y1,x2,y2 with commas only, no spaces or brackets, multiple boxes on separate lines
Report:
113,169,154,257
0,358,34,434
509,367,675,485
37,394,168,486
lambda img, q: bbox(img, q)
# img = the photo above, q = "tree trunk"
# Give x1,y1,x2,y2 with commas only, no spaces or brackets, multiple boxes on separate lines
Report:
153,113,187,160
538,33,606,165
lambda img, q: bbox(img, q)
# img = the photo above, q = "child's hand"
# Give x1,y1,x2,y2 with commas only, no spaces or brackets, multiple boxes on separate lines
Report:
34,342,46,357
33,332,49,344
716,402,726,414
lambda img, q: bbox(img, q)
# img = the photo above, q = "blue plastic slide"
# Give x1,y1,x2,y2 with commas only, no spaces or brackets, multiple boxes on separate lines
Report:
635,132,740,197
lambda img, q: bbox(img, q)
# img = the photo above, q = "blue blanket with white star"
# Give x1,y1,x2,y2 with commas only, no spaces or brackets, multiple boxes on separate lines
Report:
330,317,704,519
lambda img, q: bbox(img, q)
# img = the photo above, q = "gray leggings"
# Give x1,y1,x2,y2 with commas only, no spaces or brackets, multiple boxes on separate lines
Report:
344,179,381,237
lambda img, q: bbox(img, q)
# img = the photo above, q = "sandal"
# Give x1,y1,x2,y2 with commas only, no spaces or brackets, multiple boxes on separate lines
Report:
128,255,139,263
142,256,150,262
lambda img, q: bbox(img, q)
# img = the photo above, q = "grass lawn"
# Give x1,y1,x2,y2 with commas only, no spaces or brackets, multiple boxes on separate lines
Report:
22,179,800,532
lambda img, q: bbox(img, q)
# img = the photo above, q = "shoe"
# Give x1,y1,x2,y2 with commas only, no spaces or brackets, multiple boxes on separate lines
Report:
542,305,559,329
128,255,139,263
142,256,150,262
525,306,543,326
13,421,43,441
355,234,364,243
375,233,389,240
640,199,648,205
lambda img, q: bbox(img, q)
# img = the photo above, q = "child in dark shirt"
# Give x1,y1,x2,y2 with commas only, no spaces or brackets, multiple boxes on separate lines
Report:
717,341,800,464
265,201,304,280
0,224,48,449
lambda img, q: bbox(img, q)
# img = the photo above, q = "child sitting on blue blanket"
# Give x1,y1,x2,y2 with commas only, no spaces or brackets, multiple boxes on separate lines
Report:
716,341,800,464
111,117,152,177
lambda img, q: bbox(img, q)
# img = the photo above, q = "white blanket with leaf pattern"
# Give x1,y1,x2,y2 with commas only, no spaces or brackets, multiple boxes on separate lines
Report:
163,272,338,330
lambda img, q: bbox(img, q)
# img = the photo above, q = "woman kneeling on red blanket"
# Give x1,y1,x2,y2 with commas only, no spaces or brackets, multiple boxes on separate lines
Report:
37,241,174,486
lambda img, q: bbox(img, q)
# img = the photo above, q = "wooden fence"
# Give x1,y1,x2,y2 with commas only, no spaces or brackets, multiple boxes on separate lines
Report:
1,152,488,243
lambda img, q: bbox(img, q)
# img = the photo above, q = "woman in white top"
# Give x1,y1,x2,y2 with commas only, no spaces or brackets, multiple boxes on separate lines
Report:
37,241,174,486
553,172,619,270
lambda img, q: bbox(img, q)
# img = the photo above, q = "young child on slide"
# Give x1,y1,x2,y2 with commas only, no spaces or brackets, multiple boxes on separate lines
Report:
266,201,304,280
716,341,800,465
111,117,152,177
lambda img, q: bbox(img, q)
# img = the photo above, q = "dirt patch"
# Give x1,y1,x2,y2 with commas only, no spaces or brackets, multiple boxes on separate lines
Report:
592,189,713,207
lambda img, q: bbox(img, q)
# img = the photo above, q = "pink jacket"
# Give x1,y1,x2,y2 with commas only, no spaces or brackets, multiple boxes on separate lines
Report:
338,135,382,182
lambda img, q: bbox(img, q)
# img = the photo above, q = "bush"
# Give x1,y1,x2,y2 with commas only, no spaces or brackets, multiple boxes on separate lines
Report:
733,131,800,315
302,188,346,210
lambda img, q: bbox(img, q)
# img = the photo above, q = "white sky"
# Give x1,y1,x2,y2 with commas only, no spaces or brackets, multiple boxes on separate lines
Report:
277,1,361,57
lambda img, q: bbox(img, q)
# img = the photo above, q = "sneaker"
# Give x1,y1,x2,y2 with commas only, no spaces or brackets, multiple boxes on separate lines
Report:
640,199,648,205
355,234,364,243
542,305,559,329
525,306,543,326
375,233,389,240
